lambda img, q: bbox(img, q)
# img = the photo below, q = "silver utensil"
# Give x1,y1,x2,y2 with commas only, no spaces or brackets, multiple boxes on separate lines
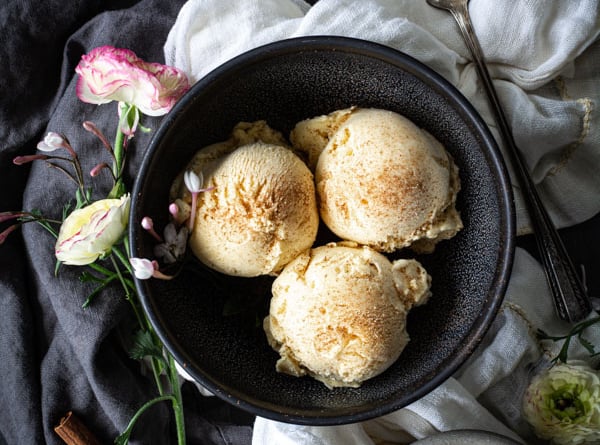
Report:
426,0,592,322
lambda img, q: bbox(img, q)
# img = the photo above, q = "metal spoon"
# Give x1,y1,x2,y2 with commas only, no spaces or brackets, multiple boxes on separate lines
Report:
426,0,591,322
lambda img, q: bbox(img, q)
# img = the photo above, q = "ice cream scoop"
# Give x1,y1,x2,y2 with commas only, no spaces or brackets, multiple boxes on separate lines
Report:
172,122,319,277
264,242,431,388
170,120,290,206
290,107,354,171
292,107,462,253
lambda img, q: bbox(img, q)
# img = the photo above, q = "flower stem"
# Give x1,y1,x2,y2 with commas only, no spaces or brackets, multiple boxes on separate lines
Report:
113,128,125,178
115,395,176,445
88,261,115,277
109,116,127,199
168,353,186,445
82,273,120,308
14,212,61,239
123,234,131,258
539,314,600,363
109,254,144,331
112,246,166,396
34,219,60,239
112,245,133,275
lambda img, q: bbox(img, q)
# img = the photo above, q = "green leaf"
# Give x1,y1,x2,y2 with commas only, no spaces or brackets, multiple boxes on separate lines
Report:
537,328,551,339
138,123,152,133
577,334,596,354
129,329,165,366
79,271,105,283
108,180,126,199
75,188,85,208
54,260,61,277
556,337,571,364
539,315,600,363
81,274,119,308
114,433,129,445
62,202,73,220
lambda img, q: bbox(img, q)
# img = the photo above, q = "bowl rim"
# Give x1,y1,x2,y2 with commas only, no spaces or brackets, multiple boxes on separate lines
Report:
130,35,516,425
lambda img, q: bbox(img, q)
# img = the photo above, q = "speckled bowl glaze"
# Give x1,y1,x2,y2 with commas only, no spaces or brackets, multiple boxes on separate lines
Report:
130,36,515,425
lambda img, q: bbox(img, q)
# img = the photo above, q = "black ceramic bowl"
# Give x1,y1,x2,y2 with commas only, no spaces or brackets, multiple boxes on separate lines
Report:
130,36,515,425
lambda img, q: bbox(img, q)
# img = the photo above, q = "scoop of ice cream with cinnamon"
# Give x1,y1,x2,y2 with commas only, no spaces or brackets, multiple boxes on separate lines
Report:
172,121,319,277
291,107,462,253
264,242,431,388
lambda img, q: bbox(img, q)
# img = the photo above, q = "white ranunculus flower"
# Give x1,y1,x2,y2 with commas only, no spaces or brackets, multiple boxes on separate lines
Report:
55,195,130,265
523,361,600,445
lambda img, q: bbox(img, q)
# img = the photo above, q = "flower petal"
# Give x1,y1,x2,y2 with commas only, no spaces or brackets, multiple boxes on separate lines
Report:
523,362,600,444
130,257,155,280
55,195,130,265
183,170,202,193
75,45,190,116
37,132,65,152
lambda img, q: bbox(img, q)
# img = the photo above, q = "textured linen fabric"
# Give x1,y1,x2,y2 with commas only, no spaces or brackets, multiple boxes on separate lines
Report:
0,0,253,444
165,0,600,236
163,1,600,444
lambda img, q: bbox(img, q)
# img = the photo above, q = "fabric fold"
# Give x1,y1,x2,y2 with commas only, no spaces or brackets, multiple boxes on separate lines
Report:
165,0,600,234
163,1,600,444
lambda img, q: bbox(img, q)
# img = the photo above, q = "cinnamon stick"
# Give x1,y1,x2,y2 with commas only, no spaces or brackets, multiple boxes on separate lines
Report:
54,411,102,445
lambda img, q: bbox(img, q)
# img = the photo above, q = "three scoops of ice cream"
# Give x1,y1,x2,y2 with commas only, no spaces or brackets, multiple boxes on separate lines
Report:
171,107,463,388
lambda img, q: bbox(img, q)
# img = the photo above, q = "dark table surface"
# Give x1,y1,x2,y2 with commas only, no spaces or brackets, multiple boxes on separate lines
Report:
518,212,600,302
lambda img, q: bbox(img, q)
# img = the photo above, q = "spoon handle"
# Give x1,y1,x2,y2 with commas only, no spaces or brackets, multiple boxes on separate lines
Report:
449,3,591,322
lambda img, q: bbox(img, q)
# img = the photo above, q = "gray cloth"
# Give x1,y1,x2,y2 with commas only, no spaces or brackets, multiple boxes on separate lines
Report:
0,0,253,443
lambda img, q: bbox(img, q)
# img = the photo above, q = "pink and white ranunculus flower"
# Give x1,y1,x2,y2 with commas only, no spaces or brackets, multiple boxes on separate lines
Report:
75,46,190,116
55,195,130,265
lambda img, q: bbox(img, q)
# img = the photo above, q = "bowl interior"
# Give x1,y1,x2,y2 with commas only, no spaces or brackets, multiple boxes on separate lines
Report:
130,36,514,425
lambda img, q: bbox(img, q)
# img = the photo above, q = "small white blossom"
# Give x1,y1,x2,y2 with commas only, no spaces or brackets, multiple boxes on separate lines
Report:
130,257,155,280
153,223,188,264
37,132,65,152
183,170,203,193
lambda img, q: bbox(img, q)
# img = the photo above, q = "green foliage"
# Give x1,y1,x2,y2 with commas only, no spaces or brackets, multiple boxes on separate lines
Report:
538,312,600,363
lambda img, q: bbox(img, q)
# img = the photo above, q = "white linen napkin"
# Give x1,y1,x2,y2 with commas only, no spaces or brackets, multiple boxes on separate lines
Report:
164,1,600,443
165,0,600,236
250,247,600,445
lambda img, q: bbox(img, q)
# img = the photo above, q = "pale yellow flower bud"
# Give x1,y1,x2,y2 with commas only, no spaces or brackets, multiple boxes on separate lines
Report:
55,195,130,265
